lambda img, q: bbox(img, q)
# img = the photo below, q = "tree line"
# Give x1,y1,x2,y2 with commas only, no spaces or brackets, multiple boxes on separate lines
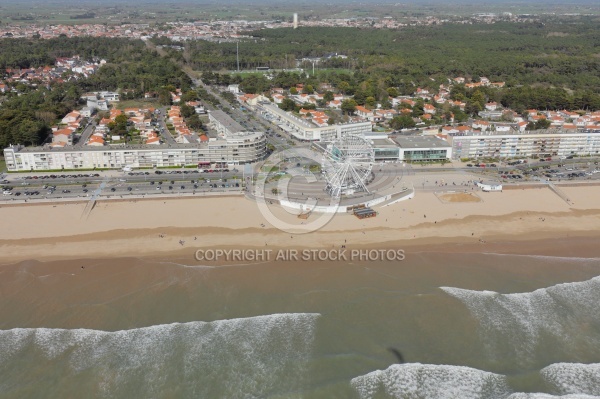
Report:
181,17,600,93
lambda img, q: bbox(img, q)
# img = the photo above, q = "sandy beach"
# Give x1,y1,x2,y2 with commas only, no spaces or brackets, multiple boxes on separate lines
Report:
1,184,599,263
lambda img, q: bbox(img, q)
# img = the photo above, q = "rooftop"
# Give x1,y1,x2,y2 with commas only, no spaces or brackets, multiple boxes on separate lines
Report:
209,110,245,134
393,136,451,149
370,138,398,148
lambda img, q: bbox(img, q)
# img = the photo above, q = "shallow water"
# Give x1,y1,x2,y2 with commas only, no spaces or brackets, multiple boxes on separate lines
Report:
0,249,599,398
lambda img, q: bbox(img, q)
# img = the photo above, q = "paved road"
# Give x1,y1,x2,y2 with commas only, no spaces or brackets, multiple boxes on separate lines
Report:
74,120,96,148
157,107,178,145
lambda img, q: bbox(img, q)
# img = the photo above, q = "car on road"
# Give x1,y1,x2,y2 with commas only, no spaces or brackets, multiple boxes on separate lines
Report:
111,188,116,192
180,185,185,189
83,189,88,193
127,187,132,191
168,186,173,190
62,189,71,193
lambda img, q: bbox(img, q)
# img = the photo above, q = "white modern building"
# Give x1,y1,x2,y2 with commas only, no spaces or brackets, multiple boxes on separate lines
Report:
257,102,372,142
450,129,600,159
4,138,266,171
393,136,453,162
4,133,266,171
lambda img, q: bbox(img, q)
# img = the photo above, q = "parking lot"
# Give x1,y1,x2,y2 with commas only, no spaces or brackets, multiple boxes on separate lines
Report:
467,159,600,183
1,169,245,201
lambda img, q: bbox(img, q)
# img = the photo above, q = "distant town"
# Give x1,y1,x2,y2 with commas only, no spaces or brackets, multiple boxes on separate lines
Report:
0,12,543,42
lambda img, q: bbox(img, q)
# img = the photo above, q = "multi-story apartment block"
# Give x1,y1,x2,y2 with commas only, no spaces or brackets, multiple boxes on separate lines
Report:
4,110,266,171
451,128,600,159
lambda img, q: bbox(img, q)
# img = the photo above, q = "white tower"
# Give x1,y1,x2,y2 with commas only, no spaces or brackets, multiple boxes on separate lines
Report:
293,13,298,29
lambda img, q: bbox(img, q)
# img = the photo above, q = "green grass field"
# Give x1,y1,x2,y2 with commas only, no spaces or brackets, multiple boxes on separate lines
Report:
116,99,161,110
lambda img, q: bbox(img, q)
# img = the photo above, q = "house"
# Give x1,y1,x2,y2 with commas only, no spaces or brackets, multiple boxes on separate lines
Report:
355,106,372,119
61,110,81,125
52,129,74,146
124,108,141,117
423,104,436,114
472,120,491,131
400,99,416,108
228,84,241,94
328,100,342,109
485,102,498,111
99,91,119,102
146,136,161,145
80,107,94,118
549,116,565,126
376,109,398,120
87,136,105,146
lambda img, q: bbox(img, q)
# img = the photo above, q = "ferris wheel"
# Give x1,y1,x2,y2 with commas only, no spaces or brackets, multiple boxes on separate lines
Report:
322,134,375,197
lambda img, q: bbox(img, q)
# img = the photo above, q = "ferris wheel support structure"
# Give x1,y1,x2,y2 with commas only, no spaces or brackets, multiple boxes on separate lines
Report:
322,134,374,198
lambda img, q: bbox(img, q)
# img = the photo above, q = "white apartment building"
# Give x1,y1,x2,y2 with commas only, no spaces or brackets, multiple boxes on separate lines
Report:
5,133,265,171
451,129,600,159
257,103,372,141
4,107,267,171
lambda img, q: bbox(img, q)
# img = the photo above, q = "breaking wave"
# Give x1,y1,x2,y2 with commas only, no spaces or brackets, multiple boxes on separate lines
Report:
507,395,599,399
0,313,320,398
541,363,600,396
440,276,600,365
350,363,600,399
350,363,511,399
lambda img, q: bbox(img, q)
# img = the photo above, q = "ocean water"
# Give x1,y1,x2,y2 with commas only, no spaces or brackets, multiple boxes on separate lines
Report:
0,249,600,398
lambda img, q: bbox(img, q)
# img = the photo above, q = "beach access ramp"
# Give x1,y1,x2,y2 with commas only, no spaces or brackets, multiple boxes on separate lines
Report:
80,178,108,219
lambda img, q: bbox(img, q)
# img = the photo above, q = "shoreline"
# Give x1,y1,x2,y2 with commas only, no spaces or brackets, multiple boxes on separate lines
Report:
1,184,600,263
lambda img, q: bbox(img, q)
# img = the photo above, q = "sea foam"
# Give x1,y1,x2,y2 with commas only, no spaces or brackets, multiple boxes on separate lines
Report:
350,363,511,399
507,395,600,399
541,363,600,396
0,313,320,398
441,276,600,365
